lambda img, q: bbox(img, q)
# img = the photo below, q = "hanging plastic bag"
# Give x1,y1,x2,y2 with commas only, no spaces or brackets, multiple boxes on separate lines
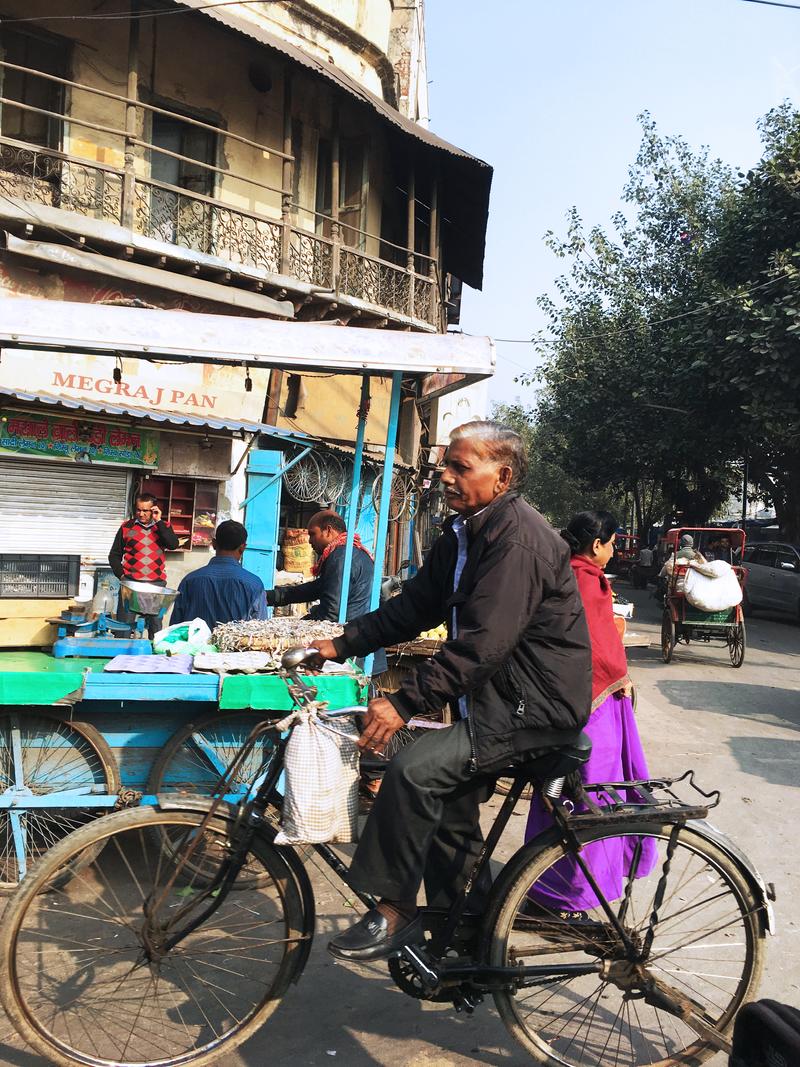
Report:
274,707,360,845
152,618,215,655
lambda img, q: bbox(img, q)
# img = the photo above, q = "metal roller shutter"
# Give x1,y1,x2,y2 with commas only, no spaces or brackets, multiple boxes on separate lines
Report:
0,458,130,561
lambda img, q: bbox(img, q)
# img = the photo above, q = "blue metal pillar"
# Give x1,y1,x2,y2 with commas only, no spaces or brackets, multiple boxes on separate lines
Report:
338,376,370,624
369,371,403,612
362,371,403,676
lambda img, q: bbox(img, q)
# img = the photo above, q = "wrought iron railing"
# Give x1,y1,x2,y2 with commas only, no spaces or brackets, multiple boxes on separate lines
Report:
0,60,443,328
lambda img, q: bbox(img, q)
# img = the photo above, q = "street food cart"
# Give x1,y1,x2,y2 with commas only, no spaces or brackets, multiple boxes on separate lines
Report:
0,297,494,887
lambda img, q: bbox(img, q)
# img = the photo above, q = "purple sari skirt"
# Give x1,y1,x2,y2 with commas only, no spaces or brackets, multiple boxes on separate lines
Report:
524,691,657,912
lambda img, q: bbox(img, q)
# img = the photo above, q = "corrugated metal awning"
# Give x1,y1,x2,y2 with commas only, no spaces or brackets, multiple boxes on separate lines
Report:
0,298,495,388
0,384,315,447
174,1,492,290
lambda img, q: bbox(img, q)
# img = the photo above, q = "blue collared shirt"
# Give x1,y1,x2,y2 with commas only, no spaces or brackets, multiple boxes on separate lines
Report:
452,515,469,719
170,556,268,631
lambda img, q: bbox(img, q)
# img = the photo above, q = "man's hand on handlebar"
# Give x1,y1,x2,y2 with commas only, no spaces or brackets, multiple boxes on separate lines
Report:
308,639,339,665
357,697,406,755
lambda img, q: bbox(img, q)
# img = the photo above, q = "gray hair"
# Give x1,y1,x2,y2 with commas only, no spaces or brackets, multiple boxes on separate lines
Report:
449,420,528,489
680,534,694,547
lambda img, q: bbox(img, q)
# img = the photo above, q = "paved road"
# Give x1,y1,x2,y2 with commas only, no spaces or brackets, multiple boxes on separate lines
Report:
0,588,797,1066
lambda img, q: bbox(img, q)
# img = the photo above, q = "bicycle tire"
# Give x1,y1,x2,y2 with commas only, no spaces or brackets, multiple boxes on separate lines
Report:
487,819,764,1067
0,806,306,1067
0,710,120,892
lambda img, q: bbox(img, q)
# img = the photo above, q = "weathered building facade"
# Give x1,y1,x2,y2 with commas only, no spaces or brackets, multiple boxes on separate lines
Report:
0,0,492,641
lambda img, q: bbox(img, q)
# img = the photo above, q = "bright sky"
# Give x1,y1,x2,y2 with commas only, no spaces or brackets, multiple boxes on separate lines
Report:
425,0,800,406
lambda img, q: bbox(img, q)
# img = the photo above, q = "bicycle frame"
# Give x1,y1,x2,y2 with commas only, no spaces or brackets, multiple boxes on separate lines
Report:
143,718,732,1013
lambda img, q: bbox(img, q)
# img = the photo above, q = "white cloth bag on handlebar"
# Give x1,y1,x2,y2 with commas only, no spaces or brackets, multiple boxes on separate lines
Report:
274,706,360,845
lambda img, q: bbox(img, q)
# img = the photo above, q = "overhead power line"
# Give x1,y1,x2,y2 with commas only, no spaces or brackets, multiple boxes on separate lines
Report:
740,0,800,11
0,1,262,24
488,271,789,347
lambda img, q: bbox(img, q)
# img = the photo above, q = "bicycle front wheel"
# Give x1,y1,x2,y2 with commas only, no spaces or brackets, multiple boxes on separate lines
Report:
488,820,764,1066
0,806,306,1067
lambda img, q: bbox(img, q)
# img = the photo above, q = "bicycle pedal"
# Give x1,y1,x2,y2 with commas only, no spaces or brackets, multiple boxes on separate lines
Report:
398,943,440,990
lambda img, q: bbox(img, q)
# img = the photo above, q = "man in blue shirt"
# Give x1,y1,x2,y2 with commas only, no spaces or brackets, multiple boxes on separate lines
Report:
170,520,267,631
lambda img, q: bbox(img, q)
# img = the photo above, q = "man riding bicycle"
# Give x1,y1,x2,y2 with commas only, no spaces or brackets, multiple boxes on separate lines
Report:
313,420,592,962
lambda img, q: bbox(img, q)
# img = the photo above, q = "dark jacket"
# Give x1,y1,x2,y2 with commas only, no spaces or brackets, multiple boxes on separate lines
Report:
332,492,592,771
272,544,374,623
272,544,387,673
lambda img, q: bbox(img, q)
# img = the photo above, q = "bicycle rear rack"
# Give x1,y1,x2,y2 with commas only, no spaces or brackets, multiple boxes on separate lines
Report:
562,769,720,826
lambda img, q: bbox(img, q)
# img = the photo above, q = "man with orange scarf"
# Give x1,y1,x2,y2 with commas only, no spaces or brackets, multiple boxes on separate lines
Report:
267,510,385,671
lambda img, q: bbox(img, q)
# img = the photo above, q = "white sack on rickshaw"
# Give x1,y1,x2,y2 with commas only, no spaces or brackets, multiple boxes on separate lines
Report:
683,560,742,613
274,708,360,845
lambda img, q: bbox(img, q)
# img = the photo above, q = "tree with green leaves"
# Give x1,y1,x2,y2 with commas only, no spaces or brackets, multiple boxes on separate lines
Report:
522,109,800,538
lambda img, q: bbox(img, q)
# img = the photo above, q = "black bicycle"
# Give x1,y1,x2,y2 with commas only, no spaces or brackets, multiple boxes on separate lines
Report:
0,649,773,1067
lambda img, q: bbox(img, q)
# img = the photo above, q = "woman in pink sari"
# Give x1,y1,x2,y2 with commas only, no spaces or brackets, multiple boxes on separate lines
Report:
525,510,656,918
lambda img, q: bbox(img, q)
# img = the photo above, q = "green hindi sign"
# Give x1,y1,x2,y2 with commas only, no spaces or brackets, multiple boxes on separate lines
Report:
0,413,159,467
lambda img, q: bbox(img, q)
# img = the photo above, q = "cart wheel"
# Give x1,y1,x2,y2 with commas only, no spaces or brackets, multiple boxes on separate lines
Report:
147,711,284,885
0,711,119,892
728,620,746,668
147,710,277,803
661,610,676,663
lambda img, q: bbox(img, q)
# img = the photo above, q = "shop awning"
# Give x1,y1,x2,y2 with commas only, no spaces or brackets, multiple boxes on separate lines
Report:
0,297,495,392
0,385,314,448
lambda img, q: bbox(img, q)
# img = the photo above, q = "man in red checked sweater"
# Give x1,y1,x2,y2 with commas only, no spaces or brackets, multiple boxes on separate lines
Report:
109,493,178,636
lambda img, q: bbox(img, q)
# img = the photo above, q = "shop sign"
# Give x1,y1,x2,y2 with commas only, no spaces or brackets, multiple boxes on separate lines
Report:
0,351,270,424
0,413,159,467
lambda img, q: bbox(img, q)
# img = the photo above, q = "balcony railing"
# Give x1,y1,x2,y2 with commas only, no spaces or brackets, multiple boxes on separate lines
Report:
0,61,442,329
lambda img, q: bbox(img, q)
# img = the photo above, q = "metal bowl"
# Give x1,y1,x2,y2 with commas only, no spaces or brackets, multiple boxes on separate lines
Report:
119,579,178,618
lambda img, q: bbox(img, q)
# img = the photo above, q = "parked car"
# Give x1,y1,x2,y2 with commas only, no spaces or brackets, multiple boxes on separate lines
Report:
741,542,800,621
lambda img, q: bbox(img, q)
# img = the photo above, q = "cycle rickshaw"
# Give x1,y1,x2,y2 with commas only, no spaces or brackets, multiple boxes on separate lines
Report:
661,526,747,668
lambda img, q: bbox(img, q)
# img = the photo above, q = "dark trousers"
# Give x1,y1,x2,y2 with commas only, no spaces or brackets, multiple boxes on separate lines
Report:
348,719,494,908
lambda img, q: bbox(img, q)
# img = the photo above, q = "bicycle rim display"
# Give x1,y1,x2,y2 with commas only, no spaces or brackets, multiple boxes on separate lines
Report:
370,469,408,520
283,451,325,502
489,821,763,1067
0,808,304,1067
0,711,119,891
318,452,348,505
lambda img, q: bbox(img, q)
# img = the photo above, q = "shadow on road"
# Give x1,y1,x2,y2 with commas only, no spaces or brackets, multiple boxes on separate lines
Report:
728,736,800,788
656,680,800,731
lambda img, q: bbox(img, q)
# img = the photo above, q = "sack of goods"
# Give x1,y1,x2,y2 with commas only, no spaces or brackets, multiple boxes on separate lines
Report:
275,708,360,844
683,559,743,613
282,537,315,574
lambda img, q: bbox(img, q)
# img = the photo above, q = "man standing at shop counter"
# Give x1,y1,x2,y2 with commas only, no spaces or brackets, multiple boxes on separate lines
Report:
109,493,178,636
310,421,592,962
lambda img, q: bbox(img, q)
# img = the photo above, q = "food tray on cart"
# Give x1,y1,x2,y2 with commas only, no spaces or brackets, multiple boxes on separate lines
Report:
386,638,444,658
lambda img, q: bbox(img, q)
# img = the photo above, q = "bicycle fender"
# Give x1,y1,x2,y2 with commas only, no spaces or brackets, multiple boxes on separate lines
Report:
154,794,317,978
686,819,775,935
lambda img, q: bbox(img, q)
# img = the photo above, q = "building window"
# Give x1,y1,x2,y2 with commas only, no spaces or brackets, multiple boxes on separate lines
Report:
147,110,217,249
314,136,367,249
339,138,367,250
0,26,68,149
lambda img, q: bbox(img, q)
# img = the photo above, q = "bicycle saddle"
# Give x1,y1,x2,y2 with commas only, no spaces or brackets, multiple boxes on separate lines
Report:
494,728,592,783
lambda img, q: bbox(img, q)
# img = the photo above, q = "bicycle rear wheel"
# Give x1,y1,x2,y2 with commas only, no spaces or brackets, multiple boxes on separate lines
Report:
0,806,306,1067
488,820,764,1066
